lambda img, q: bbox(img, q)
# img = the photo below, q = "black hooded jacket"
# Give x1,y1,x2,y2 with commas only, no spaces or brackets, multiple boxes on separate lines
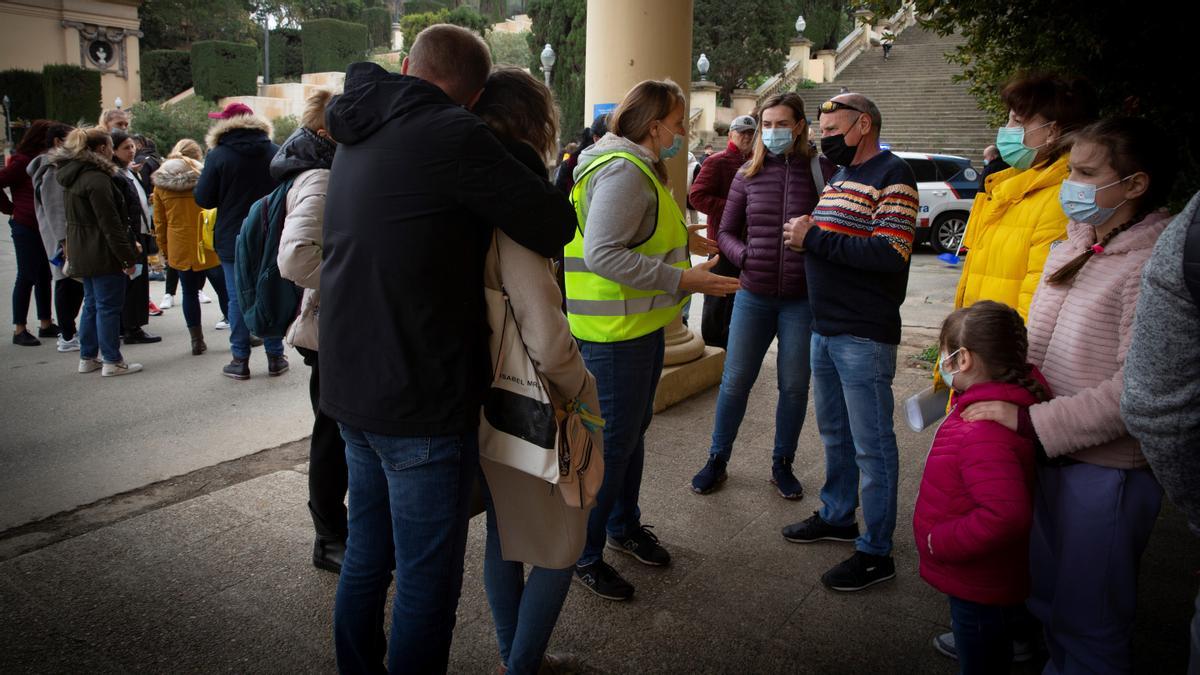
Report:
318,62,576,436
194,114,279,261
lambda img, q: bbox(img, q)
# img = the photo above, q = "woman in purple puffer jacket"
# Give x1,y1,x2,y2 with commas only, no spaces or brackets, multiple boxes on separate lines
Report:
691,92,836,498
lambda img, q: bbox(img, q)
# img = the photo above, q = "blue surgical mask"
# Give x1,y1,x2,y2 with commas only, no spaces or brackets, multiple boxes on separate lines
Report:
1059,177,1130,226
938,349,961,391
762,128,794,155
996,121,1052,170
660,133,684,160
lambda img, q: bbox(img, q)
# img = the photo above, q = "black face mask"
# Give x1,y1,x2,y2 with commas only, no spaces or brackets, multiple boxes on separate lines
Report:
820,132,858,166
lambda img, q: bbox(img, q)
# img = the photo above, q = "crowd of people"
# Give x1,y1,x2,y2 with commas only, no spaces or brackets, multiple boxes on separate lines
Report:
4,21,1198,675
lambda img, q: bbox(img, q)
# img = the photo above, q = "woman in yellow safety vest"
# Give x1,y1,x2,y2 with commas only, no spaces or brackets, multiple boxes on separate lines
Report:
564,78,739,601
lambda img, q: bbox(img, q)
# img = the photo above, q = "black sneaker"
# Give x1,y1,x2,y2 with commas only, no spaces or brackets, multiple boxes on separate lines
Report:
821,550,896,592
12,330,41,347
123,328,162,344
574,560,634,601
781,511,859,543
771,458,803,500
607,524,671,566
267,354,289,376
222,357,250,380
37,323,60,338
691,455,728,494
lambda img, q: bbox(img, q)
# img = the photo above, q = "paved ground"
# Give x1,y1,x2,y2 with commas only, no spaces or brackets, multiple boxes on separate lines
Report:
1,245,1196,672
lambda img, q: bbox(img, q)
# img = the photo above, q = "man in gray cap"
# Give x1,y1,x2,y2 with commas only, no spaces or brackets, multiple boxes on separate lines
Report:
689,113,758,348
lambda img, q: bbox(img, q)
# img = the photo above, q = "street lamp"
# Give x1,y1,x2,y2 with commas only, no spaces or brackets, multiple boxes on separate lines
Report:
114,96,123,109
540,43,556,88
697,53,710,81
796,15,807,36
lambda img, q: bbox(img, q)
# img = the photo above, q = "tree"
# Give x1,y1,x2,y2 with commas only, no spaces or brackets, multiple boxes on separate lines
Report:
139,0,257,50
527,0,585,139
891,0,1200,208
798,0,852,51
488,31,530,67
692,0,794,104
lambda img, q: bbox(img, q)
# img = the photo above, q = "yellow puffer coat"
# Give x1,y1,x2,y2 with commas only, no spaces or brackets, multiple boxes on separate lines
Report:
151,157,219,272
954,155,1070,319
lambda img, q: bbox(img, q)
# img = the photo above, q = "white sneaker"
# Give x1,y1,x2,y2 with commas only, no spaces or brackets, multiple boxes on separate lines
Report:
57,335,80,352
102,361,144,377
160,293,174,309
198,291,213,304
215,318,230,330
78,357,102,373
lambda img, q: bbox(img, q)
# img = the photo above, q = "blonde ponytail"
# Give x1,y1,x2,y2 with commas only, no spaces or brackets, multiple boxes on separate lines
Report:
62,126,111,156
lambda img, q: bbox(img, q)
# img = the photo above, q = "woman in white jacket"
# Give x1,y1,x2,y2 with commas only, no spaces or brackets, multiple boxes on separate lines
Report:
273,89,346,575
473,68,603,675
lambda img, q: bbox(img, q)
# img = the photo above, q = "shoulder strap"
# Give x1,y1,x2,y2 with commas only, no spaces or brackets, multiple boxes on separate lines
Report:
810,155,825,195
1184,207,1200,305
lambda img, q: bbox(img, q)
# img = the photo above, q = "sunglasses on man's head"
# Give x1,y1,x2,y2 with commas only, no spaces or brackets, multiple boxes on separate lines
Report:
817,100,863,118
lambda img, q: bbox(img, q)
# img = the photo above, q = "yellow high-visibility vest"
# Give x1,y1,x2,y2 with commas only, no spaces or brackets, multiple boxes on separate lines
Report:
565,151,690,343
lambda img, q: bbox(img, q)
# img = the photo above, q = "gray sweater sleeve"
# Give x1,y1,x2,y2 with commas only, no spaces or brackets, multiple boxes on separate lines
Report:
581,160,684,293
1121,195,1200,532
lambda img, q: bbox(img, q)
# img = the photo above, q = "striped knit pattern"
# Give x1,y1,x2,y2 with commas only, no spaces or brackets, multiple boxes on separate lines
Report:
1025,211,1172,468
812,179,920,261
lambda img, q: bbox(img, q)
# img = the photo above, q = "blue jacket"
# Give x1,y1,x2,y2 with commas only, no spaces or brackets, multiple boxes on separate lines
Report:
195,115,279,261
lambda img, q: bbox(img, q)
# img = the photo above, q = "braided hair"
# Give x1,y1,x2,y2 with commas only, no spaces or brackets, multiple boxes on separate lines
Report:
939,300,1050,403
1046,116,1178,286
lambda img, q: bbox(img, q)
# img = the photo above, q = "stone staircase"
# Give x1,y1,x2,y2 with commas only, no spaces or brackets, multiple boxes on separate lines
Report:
796,25,995,162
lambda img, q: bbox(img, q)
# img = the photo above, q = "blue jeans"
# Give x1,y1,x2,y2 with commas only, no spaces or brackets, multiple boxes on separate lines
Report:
221,261,283,359
481,475,572,674
178,266,229,328
709,289,812,463
333,425,478,674
949,596,1021,675
10,220,51,326
576,328,665,566
811,332,900,557
1028,463,1162,675
79,274,128,363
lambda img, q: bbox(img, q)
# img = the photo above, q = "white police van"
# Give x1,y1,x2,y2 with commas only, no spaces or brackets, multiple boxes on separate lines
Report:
893,151,980,254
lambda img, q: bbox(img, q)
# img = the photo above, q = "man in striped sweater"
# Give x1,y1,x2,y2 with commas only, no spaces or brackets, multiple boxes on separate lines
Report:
779,94,919,592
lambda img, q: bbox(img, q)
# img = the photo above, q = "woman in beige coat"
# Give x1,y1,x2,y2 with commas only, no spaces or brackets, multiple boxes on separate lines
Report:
475,68,603,675
273,89,347,574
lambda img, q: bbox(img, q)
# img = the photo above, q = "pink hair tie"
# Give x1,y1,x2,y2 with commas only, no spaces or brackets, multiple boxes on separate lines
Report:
1091,244,1105,255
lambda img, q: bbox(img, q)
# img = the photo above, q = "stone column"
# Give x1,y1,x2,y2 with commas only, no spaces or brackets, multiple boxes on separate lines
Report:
731,89,759,117
788,36,813,82
854,9,875,52
690,80,719,140
815,49,837,83
392,23,403,51
584,0,718,399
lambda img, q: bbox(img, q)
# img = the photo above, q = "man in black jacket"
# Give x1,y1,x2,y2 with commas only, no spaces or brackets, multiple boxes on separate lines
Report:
320,25,575,673
194,103,281,380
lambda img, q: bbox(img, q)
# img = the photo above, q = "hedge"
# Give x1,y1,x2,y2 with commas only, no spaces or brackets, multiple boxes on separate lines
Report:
269,28,304,80
141,50,192,100
190,41,258,100
303,19,367,74
42,65,101,125
363,7,392,50
0,69,46,123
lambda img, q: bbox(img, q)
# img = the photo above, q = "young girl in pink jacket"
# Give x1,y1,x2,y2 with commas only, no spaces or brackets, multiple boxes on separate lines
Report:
961,117,1177,673
915,300,1050,674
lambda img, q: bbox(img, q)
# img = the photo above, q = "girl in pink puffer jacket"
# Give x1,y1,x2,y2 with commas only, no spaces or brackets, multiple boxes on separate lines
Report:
913,300,1050,674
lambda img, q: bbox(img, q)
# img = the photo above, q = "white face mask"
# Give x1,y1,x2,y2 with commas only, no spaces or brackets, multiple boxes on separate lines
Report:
939,349,961,390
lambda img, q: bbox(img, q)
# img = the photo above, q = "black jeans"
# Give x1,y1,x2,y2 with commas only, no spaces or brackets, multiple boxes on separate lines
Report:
177,267,229,328
121,233,151,331
55,278,84,340
700,254,740,349
10,220,51,326
298,347,348,542
164,266,179,295
949,596,1024,675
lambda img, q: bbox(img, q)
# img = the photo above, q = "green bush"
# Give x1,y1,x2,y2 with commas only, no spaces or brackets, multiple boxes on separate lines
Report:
141,50,192,100
190,41,258,101
42,65,101,125
0,69,46,124
303,19,368,74
363,7,392,50
126,97,214,157
272,114,298,145
445,6,489,36
269,28,304,80
400,10,447,46
488,31,529,67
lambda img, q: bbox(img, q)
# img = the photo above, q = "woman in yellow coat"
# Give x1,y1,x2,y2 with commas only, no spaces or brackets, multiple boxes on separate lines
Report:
955,74,1097,319
151,140,228,355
